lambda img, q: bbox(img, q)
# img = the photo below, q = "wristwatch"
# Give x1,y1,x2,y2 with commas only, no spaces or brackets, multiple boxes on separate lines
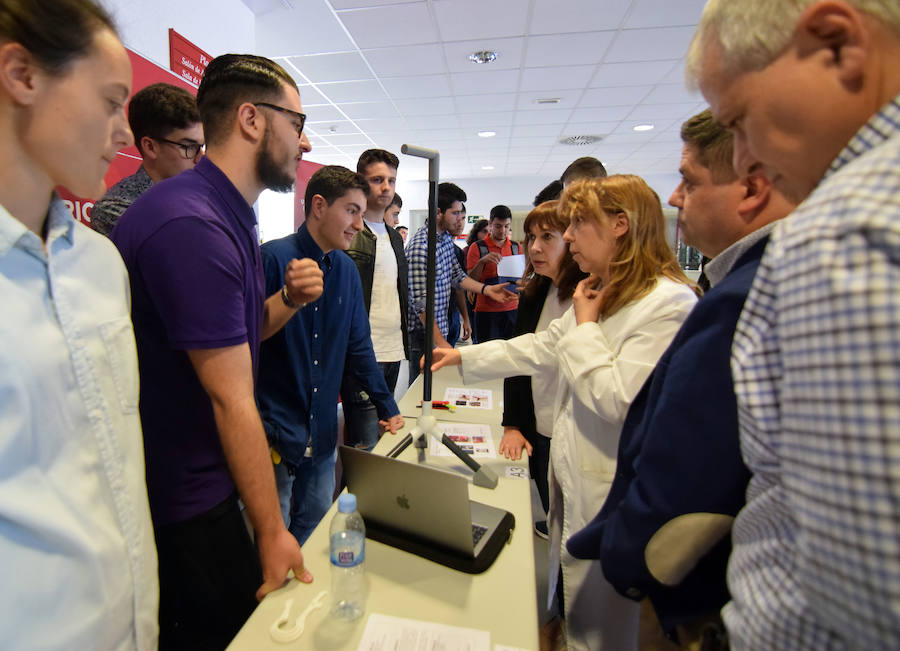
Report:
281,284,302,309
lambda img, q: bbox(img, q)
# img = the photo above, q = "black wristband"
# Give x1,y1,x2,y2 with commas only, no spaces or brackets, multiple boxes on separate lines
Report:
480,284,487,295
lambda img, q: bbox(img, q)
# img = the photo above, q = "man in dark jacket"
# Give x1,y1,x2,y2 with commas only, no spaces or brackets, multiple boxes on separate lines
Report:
567,110,795,648
341,149,409,451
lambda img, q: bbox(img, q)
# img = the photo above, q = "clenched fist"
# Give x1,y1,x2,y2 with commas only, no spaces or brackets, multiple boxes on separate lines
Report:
284,258,323,307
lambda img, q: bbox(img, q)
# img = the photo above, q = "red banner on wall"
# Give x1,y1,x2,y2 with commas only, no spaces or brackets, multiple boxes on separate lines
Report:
168,29,211,88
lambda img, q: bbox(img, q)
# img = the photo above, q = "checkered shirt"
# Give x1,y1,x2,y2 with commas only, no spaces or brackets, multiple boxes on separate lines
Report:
405,226,466,338
725,95,900,650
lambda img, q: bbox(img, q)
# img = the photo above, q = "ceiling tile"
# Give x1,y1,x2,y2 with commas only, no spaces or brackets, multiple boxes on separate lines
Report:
432,0,530,40
338,101,400,119
579,85,653,108
363,44,445,77
604,26,698,63
255,4,354,56
399,97,458,116
456,93,518,113
524,32,615,68
330,0,426,8
589,61,676,87
456,111,515,127
513,107,574,124
450,69,520,95
296,84,330,107
519,65,595,92
568,105,633,122
626,101,698,121
623,0,707,29
529,0,631,34
404,115,460,130
381,74,453,99
316,80,388,103
516,90,582,110
338,4,438,48
643,83,702,104
444,37,524,72
305,104,351,123
511,123,563,138
285,52,373,83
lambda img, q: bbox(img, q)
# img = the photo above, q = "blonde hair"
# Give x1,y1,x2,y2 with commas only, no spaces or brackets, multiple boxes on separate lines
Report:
559,175,696,318
686,0,900,86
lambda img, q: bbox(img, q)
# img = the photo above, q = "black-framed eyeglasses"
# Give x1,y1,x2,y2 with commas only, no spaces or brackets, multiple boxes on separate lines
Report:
254,102,307,138
154,137,205,159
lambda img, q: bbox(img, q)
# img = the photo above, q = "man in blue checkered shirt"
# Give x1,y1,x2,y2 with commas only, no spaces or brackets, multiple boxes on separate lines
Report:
405,182,516,384
687,1,900,648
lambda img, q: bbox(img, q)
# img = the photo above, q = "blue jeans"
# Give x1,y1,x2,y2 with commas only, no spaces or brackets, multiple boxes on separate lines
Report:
341,361,400,452
274,448,338,545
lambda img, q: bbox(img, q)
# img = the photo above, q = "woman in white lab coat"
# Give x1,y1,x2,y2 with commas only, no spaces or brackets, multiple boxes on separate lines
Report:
430,175,698,650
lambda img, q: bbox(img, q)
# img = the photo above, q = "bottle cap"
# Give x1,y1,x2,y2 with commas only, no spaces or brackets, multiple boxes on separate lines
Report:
338,493,357,513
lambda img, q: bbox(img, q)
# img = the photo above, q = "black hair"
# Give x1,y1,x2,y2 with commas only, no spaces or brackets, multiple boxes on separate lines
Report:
489,204,512,222
561,156,607,185
396,225,408,232
437,182,466,213
0,0,116,74
534,179,563,206
304,165,369,217
389,192,402,209
466,219,489,245
357,148,399,174
128,83,201,155
196,53,298,146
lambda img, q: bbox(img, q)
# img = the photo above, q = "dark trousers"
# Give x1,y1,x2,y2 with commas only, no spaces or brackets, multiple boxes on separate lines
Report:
155,494,261,651
526,431,551,515
474,309,517,343
342,361,401,452
408,329,425,387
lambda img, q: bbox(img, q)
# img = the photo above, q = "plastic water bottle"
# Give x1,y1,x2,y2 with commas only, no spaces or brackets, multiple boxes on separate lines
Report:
330,493,366,620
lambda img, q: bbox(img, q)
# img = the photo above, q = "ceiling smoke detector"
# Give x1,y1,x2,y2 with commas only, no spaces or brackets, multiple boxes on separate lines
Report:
558,135,604,146
468,50,498,64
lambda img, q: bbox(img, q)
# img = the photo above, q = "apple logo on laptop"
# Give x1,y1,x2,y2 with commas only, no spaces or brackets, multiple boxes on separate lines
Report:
396,494,410,510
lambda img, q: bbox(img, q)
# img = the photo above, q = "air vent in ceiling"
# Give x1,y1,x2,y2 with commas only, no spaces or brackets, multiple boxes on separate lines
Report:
536,98,561,105
558,135,603,146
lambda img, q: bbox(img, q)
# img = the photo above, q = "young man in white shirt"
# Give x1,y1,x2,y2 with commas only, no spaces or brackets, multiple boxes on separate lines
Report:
342,149,409,451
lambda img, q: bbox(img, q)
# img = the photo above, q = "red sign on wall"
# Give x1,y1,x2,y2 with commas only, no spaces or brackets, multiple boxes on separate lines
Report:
168,29,210,87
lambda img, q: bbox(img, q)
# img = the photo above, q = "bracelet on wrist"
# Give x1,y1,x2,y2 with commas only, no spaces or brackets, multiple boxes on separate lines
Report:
480,284,487,295
281,284,302,309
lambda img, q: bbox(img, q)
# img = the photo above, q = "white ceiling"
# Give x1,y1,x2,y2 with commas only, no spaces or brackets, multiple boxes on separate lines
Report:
244,0,708,187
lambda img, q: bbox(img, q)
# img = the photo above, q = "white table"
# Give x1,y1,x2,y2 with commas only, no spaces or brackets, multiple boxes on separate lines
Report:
227,372,539,650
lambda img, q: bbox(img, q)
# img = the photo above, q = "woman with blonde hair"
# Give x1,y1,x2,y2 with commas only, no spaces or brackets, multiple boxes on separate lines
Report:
431,175,698,650
499,199,586,540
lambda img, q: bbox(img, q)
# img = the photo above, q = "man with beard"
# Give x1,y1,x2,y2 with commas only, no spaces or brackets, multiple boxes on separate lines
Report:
257,165,404,544
112,54,322,650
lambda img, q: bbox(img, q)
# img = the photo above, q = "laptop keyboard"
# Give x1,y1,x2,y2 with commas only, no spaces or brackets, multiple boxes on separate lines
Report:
472,524,488,546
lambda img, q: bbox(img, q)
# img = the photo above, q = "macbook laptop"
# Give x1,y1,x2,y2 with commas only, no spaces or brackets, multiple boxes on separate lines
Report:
339,445,515,574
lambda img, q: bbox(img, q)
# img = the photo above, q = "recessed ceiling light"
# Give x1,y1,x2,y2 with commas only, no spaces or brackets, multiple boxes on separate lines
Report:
477,130,496,138
633,124,655,132
468,50,498,64
481,165,495,170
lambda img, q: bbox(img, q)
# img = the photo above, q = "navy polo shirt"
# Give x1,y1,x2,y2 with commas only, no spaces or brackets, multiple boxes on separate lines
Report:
256,224,398,468
112,157,265,526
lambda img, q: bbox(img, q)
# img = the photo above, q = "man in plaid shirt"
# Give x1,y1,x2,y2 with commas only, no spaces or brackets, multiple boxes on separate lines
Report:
405,182,515,384
687,1,900,648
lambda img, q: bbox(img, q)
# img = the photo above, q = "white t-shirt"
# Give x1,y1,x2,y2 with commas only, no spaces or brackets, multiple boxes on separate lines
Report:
366,220,404,362
532,285,571,437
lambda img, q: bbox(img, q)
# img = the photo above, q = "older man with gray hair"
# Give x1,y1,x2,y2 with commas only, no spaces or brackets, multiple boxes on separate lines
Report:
687,1,900,648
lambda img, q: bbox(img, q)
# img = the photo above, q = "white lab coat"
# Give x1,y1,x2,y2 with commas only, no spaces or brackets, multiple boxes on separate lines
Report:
460,277,697,650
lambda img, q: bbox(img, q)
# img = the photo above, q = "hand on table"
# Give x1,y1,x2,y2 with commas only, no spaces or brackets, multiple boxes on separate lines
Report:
379,414,405,435
255,526,313,601
499,427,533,461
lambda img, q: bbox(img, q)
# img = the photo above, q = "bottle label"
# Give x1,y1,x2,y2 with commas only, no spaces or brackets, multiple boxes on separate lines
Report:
330,531,365,568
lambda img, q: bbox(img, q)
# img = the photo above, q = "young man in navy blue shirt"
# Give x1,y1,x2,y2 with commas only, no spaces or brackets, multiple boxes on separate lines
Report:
257,165,404,545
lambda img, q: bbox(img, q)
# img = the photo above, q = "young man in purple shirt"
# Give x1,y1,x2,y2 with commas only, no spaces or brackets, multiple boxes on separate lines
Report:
112,54,323,650
257,165,404,545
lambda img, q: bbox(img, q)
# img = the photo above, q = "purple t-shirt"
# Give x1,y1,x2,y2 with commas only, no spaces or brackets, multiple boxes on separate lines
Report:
111,157,265,526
